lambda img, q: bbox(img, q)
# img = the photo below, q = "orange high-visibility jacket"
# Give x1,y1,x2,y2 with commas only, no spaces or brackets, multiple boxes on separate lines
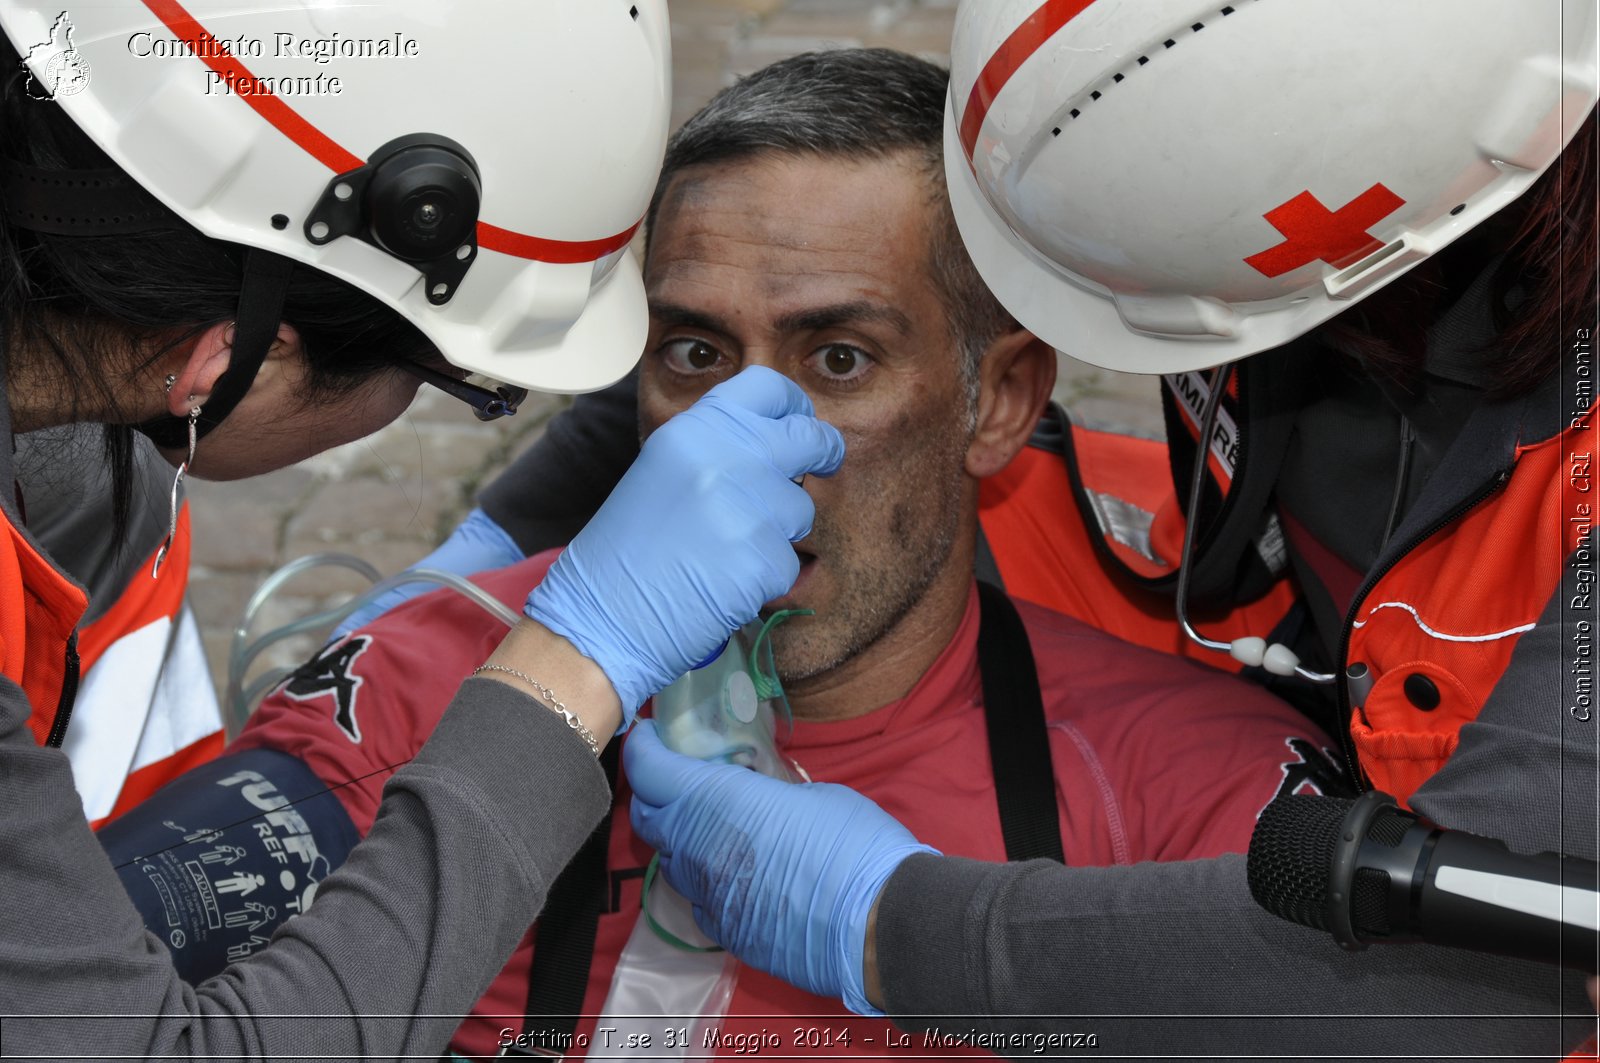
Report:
980,357,1593,808
6,432,223,827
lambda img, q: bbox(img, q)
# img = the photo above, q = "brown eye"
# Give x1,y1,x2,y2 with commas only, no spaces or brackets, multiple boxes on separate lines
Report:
823,347,857,375
659,338,727,376
809,344,872,384
685,341,719,370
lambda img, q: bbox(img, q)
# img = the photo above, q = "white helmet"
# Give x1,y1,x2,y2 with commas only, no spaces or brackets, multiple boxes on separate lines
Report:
0,0,671,393
945,0,1599,374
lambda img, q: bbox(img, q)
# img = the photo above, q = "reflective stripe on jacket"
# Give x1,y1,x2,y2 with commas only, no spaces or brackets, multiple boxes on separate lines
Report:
8,496,223,825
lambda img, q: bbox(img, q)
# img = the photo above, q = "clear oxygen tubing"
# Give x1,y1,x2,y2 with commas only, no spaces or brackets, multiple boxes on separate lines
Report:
224,552,520,735
1173,364,1337,685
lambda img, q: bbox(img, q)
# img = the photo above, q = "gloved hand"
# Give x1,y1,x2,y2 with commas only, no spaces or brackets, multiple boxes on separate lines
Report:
525,366,845,719
331,508,524,637
626,719,937,1015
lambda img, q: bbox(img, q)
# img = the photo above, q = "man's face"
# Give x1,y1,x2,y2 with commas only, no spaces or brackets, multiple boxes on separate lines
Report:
639,152,977,687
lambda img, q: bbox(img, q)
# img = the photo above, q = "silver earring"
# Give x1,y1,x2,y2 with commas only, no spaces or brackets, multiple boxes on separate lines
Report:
152,405,201,579
163,374,176,393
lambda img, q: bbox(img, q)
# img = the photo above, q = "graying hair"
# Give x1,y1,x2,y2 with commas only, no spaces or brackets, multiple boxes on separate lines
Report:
643,48,1015,407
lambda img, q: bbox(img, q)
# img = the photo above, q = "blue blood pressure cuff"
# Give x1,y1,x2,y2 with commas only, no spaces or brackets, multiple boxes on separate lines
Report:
96,747,359,982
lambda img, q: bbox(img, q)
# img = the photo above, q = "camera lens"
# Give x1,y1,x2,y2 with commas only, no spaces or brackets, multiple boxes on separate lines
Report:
367,145,481,262
414,202,443,230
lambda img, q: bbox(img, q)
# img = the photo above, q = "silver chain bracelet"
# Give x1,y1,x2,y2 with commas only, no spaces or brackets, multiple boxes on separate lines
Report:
470,663,601,757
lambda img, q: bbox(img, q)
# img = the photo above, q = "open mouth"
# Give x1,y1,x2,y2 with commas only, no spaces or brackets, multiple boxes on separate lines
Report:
778,547,819,605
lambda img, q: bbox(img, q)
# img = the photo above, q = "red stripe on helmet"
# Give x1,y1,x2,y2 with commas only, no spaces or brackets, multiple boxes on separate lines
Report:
476,219,640,263
140,0,362,172
139,0,639,264
959,0,1097,162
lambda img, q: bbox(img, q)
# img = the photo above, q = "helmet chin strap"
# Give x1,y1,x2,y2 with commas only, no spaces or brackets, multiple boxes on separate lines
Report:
136,248,295,450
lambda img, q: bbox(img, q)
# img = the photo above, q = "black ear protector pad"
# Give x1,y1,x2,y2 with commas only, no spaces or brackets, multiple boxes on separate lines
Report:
303,132,482,305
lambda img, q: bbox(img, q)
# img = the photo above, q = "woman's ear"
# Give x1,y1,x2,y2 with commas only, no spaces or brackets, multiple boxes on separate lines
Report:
966,328,1057,479
166,321,302,417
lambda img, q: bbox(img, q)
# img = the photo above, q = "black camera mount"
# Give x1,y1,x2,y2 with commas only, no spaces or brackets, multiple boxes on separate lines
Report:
303,132,481,305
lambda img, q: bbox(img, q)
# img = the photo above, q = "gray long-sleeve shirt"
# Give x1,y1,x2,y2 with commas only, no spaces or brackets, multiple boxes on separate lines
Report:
1,675,610,1058
875,564,1596,1057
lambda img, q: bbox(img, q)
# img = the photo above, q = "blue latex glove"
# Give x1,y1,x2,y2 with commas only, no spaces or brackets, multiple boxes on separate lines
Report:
525,366,845,719
625,719,937,1015
331,508,524,638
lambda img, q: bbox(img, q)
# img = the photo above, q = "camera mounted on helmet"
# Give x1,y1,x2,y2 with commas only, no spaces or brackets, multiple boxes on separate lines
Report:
0,0,672,403
304,133,482,307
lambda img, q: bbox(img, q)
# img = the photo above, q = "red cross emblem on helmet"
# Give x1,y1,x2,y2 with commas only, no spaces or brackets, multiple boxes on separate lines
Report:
1244,184,1406,278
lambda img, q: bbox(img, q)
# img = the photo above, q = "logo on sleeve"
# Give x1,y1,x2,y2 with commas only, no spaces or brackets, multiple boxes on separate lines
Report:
1271,736,1354,804
280,636,373,743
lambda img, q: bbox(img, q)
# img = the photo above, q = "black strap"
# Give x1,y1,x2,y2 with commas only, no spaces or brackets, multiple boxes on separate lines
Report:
513,742,620,1056
973,521,1005,590
975,580,1066,864
2,160,297,451
510,588,1063,1053
136,248,296,449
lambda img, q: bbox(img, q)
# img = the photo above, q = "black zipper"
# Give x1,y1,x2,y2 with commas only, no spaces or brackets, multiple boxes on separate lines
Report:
1334,467,1513,789
44,630,81,749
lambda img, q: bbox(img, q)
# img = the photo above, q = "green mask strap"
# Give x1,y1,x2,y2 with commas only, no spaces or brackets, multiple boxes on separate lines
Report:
747,608,811,728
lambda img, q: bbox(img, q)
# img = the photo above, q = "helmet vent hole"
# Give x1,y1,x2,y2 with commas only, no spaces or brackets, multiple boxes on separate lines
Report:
271,214,289,230
629,4,639,18
1043,4,1259,134
431,282,449,299
1449,204,1466,216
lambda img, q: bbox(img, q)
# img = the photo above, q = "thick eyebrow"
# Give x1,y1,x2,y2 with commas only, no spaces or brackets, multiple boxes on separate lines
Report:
649,302,728,334
773,301,913,337
649,299,914,338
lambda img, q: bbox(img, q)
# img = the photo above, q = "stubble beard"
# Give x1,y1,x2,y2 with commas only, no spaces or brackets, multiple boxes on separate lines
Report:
764,439,968,688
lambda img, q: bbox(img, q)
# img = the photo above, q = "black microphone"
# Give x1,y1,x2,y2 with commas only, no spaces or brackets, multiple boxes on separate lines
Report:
1248,791,1599,973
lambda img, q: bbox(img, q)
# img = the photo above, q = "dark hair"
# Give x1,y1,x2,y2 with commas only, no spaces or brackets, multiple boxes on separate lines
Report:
0,35,436,539
1324,112,1597,398
643,48,1015,402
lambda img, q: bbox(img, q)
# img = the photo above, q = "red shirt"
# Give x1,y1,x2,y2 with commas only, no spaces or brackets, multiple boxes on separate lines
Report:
236,551,1337,1059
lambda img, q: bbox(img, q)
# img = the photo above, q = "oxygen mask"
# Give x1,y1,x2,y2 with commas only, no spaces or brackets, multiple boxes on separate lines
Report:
595,611,808,1054
650,610,807,782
